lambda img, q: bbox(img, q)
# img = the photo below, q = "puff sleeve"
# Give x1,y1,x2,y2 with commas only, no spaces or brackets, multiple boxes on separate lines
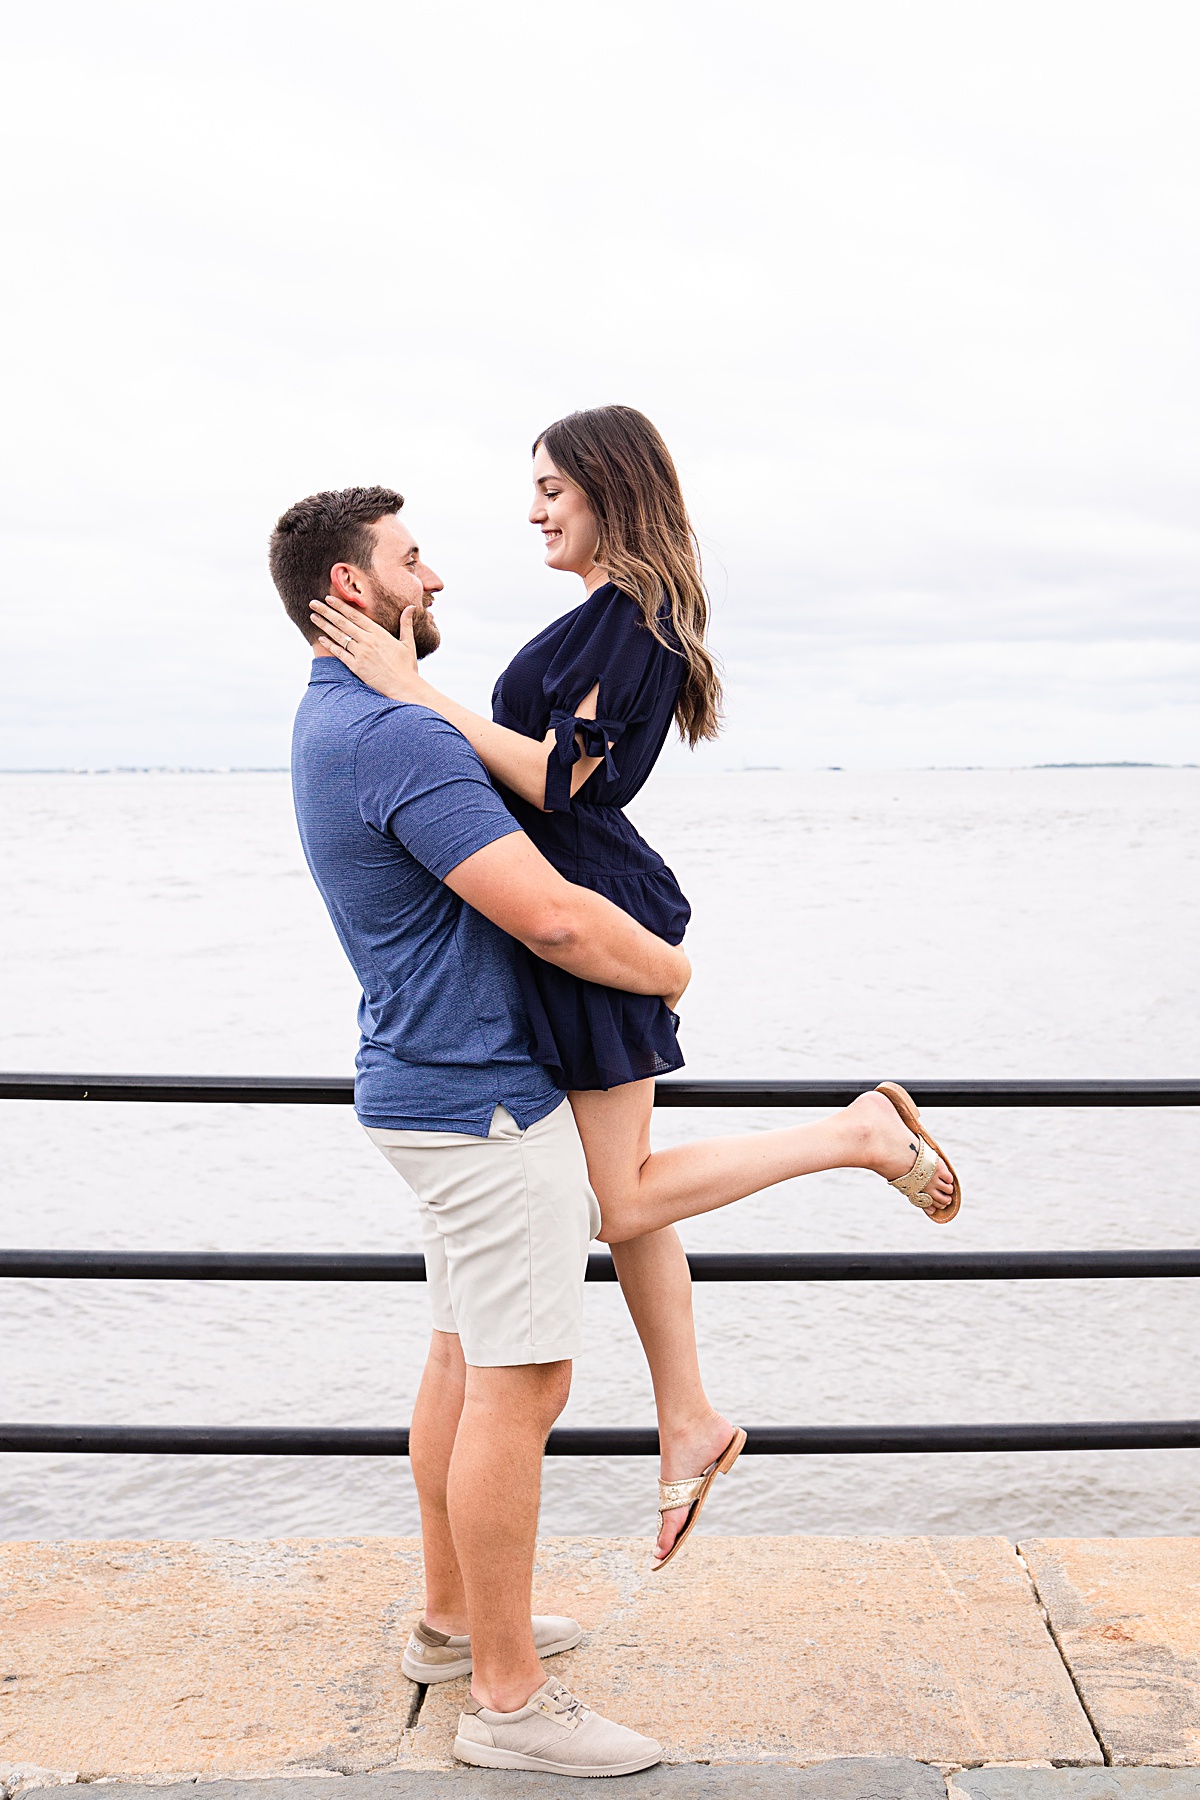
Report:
541,590,683,812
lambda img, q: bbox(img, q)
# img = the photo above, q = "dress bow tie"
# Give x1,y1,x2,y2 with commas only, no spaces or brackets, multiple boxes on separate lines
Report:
545,712,624,811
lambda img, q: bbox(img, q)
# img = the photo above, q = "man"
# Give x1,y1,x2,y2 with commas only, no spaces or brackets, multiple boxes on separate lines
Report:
269,486,687,1778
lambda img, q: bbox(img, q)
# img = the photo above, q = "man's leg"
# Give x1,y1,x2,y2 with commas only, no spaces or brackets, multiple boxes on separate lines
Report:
372,1112,661,1773
409,1328,469,1633
448,1359,572,1713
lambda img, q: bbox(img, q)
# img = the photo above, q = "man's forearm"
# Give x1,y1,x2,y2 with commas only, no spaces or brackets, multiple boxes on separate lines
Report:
444,833,689,1004
521,887,689,999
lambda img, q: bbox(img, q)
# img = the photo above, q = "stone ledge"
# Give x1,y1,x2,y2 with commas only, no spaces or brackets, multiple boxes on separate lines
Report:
1,1764,947,1800
950,1768,1198,1798
2,1536,1194,1784
4,1770,1199,1799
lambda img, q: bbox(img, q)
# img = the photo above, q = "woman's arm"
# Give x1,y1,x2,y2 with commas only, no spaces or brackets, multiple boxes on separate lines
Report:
311,596,602,810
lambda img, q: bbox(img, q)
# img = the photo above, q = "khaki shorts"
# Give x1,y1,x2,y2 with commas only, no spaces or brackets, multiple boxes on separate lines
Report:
365,1097,600,1367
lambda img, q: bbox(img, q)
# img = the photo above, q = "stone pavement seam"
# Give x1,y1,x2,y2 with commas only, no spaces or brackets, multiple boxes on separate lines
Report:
402,1682,426,1733
1014,1546,1110,1769
1019,1537,1200,1768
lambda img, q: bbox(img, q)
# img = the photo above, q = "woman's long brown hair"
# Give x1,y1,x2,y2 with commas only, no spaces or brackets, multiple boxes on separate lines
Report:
535,405,722,746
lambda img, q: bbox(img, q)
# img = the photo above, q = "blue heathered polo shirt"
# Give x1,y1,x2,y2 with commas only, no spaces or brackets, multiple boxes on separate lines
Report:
292,658,565,1135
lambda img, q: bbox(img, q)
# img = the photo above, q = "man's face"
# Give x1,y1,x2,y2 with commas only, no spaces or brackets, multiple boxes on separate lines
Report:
348,514,443,657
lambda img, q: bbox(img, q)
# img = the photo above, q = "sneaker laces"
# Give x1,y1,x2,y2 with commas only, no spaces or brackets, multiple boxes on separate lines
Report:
544,1679,590,1724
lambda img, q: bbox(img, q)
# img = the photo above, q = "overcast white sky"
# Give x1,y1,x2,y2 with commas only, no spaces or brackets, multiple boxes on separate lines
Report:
3,0,1197,770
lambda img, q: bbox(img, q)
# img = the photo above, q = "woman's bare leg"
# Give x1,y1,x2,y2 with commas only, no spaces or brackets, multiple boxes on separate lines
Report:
611,1225,735,1563
569,1080,954,1559
569,1082,732,1564
570,1082,954,1246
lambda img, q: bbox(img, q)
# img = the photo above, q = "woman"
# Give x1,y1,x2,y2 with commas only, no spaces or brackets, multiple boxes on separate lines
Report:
311,405,960,1568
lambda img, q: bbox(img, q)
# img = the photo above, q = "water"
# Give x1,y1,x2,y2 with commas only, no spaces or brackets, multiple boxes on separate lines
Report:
1,767,1197,1543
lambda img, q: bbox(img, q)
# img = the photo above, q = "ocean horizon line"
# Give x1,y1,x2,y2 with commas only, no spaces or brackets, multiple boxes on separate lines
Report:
0,761,1196,777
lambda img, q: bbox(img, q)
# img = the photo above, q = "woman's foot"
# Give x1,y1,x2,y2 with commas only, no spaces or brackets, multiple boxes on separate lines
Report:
654,1409,738,1564
847,1090,956,1213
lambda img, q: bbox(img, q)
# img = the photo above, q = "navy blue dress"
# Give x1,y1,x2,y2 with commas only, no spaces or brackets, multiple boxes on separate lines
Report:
492,582,691,1091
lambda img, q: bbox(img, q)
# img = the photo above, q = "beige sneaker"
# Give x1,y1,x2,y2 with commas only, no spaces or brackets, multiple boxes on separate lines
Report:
401,1614,583,1684
454,1675,663,1776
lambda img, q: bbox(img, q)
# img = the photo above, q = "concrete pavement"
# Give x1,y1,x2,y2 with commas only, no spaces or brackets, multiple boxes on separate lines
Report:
1,1536,1197,1790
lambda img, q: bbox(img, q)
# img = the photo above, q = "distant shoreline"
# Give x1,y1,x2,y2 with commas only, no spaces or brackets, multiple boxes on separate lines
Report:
1,762,1196,777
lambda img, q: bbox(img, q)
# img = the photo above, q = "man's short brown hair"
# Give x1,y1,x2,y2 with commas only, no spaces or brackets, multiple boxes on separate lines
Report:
269,486,404,642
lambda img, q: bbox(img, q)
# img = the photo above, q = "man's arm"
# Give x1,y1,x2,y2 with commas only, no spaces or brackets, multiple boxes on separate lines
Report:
444,831,690,1007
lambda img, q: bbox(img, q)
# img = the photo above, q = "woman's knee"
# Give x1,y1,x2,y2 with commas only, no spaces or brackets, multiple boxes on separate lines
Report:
595,1206,644,1245
588,1174,644,1245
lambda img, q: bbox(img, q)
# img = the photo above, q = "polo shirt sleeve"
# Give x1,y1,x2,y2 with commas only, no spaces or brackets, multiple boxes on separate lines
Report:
353,704,522,880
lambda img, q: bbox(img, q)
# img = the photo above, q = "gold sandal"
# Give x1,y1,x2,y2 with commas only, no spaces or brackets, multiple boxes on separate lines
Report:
651,1427,747,1572
876,1081,962,1225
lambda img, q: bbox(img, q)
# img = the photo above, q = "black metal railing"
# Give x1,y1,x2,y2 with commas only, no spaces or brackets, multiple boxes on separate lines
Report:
4,1073,1198,1107
2,1072,1198,1460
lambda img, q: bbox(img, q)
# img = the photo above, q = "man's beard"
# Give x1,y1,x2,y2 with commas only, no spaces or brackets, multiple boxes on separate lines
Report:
408,603,440,658
368,579,441,658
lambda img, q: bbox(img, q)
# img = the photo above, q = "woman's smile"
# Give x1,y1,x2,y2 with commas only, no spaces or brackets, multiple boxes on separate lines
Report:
530,442,601,577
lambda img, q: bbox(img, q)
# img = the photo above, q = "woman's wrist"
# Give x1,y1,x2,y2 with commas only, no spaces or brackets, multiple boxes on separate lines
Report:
383,671,429,704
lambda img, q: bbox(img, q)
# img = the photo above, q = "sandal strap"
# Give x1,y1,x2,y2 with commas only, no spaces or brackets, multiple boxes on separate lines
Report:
889,1135,940,1207
658,1474,707,1510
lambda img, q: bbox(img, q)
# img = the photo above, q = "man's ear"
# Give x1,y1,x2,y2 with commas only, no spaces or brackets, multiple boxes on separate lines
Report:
328,562,368,609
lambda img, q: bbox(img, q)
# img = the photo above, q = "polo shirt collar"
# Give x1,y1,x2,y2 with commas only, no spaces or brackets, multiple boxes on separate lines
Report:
309,657,359,686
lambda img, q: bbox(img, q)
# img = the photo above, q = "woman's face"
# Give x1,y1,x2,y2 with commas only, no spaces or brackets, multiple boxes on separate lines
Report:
529,442,601,577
